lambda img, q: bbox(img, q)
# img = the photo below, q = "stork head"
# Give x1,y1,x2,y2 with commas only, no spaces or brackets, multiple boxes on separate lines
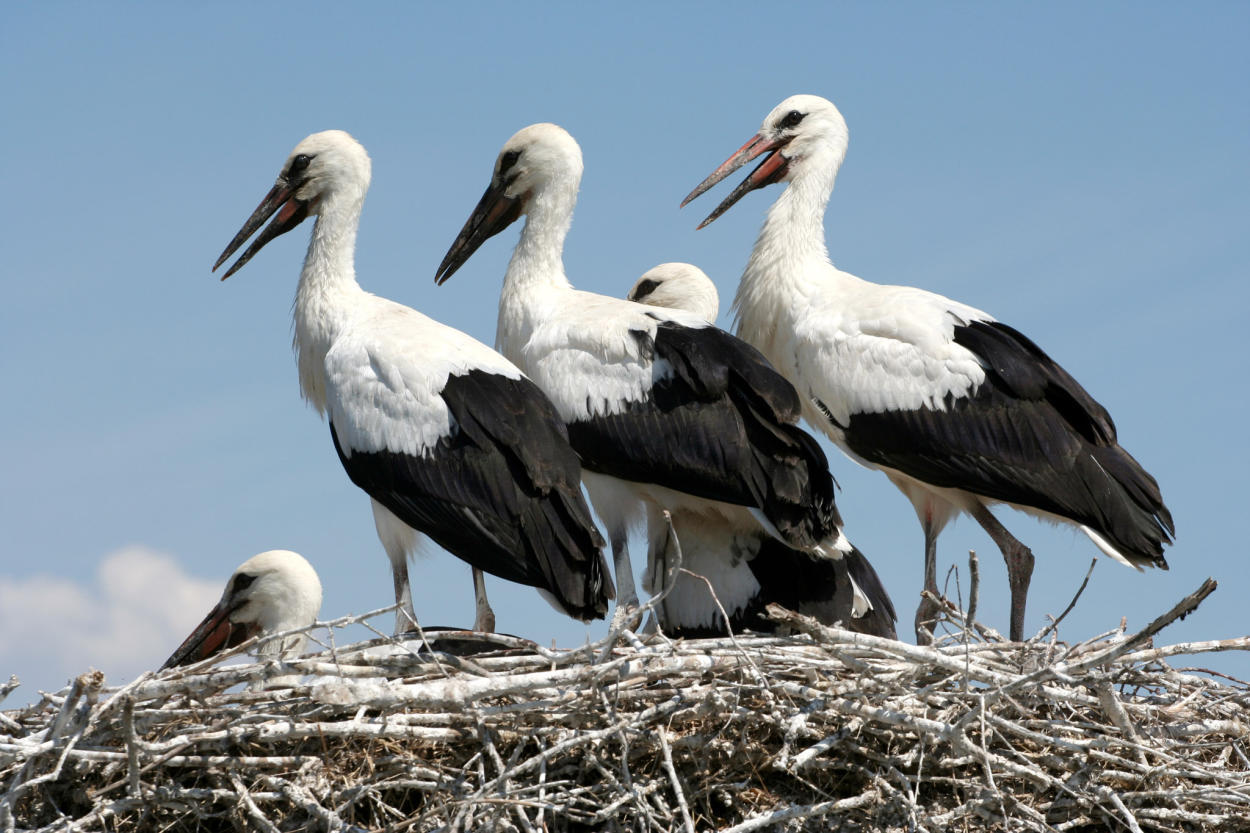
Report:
213,130,371,280
681,95,849,228
161,550,323,669
435,123,583,285
627,262,721,325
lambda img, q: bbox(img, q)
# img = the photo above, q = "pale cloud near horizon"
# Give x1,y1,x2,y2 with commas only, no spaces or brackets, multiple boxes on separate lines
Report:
0,546,222,698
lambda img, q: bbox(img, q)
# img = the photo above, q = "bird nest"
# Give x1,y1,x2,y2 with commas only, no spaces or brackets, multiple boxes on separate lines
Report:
2,573,1248,832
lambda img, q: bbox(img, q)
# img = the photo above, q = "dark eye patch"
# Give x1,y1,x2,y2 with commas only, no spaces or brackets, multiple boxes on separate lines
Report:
778,110,806,130
229,572,258,597
630,278,661,302
499,149,522,175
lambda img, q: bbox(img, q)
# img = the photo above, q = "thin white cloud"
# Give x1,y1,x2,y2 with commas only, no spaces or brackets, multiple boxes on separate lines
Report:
0,546,222,698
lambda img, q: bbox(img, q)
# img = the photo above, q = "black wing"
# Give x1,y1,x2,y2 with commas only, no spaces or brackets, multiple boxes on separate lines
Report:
666,538,896,640
333,370,613,620
746,540,896,639
842,320,1173,566
567,320,841,549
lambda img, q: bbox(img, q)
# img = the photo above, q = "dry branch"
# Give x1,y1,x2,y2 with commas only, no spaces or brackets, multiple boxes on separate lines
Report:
2,580,1247,832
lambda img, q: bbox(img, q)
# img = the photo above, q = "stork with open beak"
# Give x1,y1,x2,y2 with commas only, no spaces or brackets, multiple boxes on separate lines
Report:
683,94,1174,642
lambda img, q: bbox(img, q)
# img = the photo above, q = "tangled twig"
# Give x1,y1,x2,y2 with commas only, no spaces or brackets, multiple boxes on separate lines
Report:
1,580,1246,832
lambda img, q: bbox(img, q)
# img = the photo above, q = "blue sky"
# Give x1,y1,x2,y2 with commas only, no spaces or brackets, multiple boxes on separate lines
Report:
2,3,1246,700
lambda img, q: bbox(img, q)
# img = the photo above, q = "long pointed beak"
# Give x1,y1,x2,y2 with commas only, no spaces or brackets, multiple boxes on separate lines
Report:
681,133,790,229
212,182,311,280
434,180,523,285
160,599,260,669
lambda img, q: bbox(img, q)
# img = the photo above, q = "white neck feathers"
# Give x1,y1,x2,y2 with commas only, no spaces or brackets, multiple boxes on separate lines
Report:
294,187,366,413
497,176,578,359
732,146,843,346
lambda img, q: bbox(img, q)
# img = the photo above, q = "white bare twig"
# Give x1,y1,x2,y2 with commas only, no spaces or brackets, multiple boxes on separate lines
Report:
2,579,1245,832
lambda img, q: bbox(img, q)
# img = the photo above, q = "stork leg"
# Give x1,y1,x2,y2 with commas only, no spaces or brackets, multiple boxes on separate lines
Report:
654,518,679,634
390,558,417,636
370,501,420,635
471,567,496,633
609,525,641,630
914,517,941,645
969,503,1034,642
640,505,675,634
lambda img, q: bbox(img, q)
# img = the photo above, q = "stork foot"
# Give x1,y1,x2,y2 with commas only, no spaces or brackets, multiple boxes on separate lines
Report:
968,503,1035,642
473,607,496,634
610,600,644,634
393,605,418,637
471,567,496,633
1006,545,1035,643
914,593,942,645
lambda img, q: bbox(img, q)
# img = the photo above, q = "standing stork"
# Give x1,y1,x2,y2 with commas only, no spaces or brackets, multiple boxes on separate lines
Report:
628,263,897,639
213,130,613,635
682,94,1174,642
162,550,322,668
434,123,849,626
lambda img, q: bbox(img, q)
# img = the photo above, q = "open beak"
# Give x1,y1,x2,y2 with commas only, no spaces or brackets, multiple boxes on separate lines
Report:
434,179,523,285
212,182,312,280
681,133,790,229
160,598,260,669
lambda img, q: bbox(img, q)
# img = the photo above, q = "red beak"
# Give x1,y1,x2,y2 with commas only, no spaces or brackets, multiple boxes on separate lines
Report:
161,599,260,669
681,133,790,228
213,182,311,280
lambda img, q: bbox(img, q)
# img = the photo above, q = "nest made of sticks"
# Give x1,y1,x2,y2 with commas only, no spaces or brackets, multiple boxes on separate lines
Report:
2,570,1248,833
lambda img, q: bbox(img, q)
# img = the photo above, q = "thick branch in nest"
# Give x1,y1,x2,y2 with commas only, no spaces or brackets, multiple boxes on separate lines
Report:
2,580,1246,832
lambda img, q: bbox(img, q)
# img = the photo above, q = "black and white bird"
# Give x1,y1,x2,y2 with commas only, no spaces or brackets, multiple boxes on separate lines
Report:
682,94,1175,642
162,550,322,668
435,123,849,624
627,263,896,639
213,130,613,635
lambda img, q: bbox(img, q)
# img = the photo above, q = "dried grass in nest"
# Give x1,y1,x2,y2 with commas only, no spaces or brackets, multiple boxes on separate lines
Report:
2,559,1248,832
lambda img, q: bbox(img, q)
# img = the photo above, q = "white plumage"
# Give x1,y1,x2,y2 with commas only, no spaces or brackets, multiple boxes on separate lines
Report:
627,262,721,325
436,124,850,620
321,305,520,457
502,289,708,423
684,94,1174,642
162,549,322,668
213,130,612,635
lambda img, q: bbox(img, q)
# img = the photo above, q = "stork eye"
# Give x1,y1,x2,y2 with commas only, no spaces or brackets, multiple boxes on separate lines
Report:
499,149,522,175
229,572,258,596
288,154,313,178
631,278,661,302
778,110,805,130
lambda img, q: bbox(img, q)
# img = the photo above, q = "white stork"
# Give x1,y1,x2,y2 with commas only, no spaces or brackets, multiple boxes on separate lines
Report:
162,550,322,668
434,123,849,625
213,130,613,635
628,263,896,639
682,94,1175,642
